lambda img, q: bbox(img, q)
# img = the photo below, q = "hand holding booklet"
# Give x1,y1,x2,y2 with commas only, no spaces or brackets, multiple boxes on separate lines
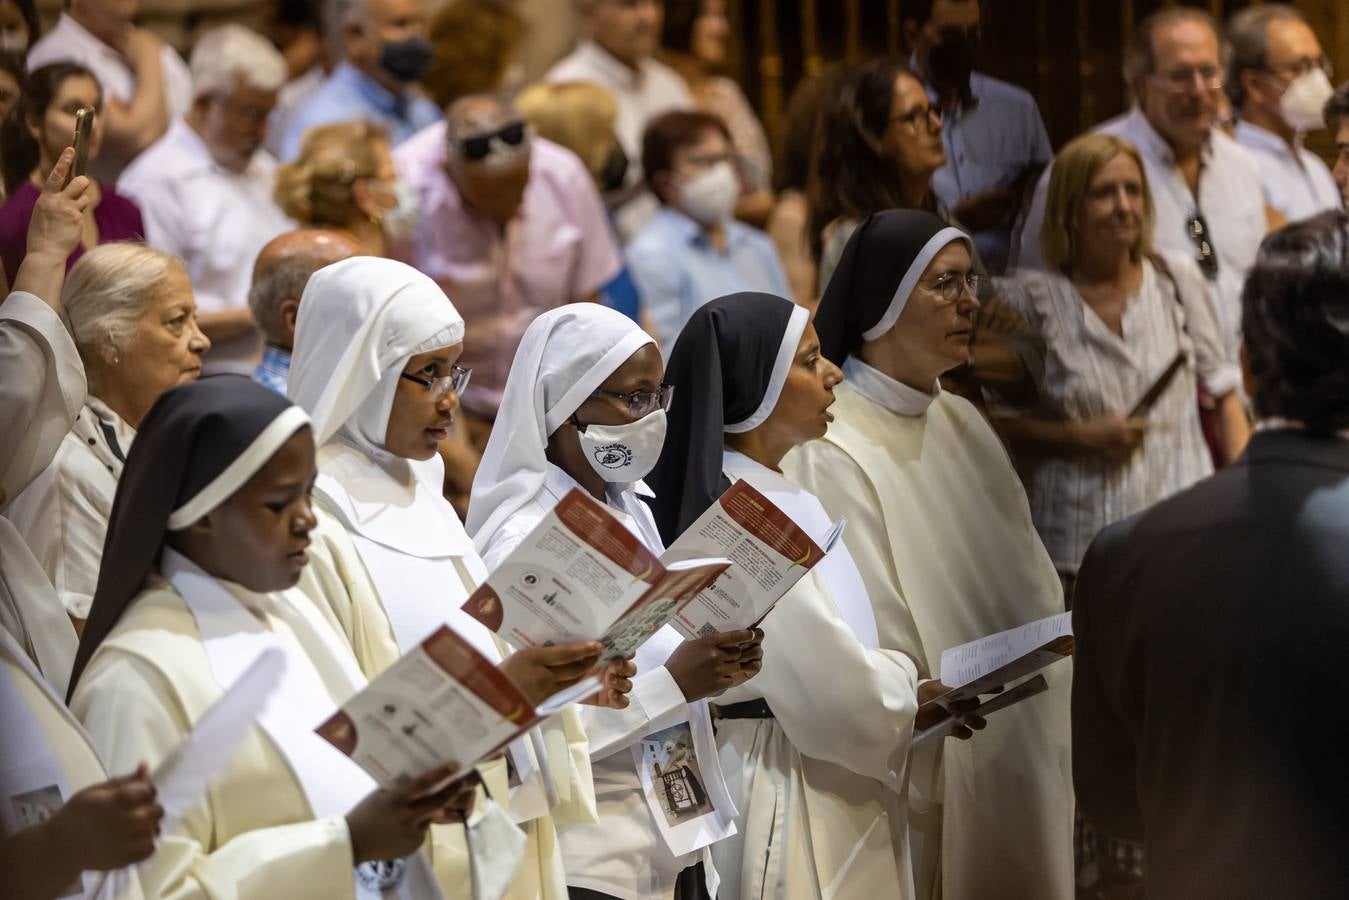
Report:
913,612,1074,746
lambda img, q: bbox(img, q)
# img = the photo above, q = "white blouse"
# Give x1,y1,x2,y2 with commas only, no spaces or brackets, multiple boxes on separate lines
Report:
996,252,1235,572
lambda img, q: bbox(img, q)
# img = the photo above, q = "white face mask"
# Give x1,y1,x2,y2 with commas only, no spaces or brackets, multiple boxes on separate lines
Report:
378,180,421,244
1278,68,1335,132
676,161,739,226
575,409,667,484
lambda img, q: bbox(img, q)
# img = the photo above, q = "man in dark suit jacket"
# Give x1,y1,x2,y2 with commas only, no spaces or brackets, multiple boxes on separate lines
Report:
1072,209,1349,900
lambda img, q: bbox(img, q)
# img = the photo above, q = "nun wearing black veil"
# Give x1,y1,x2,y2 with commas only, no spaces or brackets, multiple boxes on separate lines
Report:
782,210,1073,899
646,293,923,900
66,376,483,900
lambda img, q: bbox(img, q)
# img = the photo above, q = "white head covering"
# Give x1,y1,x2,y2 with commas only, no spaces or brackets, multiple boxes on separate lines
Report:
466,305,655,551
287,256,466,455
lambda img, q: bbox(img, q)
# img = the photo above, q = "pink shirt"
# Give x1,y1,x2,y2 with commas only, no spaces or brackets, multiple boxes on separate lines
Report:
393,126,622,417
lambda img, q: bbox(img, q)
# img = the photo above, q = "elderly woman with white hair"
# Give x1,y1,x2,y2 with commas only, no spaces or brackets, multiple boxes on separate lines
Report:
117,24,294,374
8,242,209,625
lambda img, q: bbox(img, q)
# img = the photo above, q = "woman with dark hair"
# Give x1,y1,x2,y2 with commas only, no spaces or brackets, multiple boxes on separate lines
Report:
809,57,947,288
0,0,39,55
659,0,772,222
0,63,144,290
647,291,974,900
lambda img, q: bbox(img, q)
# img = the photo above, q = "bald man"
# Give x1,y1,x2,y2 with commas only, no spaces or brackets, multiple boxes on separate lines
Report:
248,228,363,394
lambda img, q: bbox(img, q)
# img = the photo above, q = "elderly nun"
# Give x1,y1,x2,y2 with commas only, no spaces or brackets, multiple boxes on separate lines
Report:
288,257,620,899
647,292,950,900
782,210,1074,900
8,243,210,624
467,303,763,900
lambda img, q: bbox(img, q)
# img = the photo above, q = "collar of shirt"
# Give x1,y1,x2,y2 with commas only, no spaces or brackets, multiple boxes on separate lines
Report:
911,52,980,115
47,14,124,66
253,345,292,394
573,40,653,92
653,206,747,254
158,117,271,181
1120,105,1214,170
842,355,939,417
542,457,654,505
329,61,411,117
1234,119,1305,162
80,394,136,469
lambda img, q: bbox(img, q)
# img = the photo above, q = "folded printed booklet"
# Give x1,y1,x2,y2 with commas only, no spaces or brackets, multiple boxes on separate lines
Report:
462,489,731,663
661,479,845,638
316,625,559,787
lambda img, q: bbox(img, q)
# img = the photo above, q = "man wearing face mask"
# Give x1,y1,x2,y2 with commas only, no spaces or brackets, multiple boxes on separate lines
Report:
278,0,439,161
1227,5,1341,223
117,25,295,374
626,110,789,358
904,0,1051,274
391,92,622,438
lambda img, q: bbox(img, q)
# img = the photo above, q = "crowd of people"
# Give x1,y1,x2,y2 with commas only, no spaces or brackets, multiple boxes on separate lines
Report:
2,0,1349,898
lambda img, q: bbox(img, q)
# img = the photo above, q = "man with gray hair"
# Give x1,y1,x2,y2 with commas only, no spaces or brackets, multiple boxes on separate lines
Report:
249,229,364,395
1226,4,1339,223
392,91,621,432
277,0,439,160
1017,7,1266,370
118,24,295,374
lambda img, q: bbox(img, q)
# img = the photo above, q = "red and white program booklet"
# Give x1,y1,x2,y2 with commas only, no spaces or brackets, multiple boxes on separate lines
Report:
661,480,844,638
316,625,558,787
462,489,730,663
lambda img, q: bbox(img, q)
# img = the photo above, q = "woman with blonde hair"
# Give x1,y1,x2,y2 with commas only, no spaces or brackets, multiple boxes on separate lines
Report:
994,131,1249,601
274,120,414,258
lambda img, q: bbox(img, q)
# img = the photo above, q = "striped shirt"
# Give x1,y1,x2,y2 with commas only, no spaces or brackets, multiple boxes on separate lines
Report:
995,251,1239,572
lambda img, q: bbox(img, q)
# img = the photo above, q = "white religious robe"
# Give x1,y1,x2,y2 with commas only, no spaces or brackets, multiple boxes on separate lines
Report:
710,449,920,900
478,463,717,900
0,290,84,697
298,441,595,900
0,624,144,899
70,570,485,900
783,360,1074,900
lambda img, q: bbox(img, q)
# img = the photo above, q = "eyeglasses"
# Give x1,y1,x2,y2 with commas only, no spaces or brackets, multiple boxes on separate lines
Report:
1151,65,1224,94
400,364,472,396
590,383,674,418
1186,212,1219,281
1265,55,1333,82
457,121,527,161
892,104,943,133
924,271,984,304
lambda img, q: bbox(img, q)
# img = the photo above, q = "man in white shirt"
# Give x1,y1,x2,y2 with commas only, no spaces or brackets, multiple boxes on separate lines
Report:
27,0,192,181
903,0,1052,273
1017,7,1267,367
1325,82,1349,205
546,0,693,239
118,25,294,375
1226,5,1340,224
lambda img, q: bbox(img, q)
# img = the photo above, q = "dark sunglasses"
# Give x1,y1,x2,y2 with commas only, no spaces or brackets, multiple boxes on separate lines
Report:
1186,212,1219,281
458,121,527,162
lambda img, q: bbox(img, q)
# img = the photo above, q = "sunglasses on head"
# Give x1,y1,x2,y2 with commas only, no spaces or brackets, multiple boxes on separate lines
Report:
457,121,527,162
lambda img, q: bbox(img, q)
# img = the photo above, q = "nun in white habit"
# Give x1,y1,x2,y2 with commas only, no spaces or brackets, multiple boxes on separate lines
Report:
646,292,932,900
288,257,609,900
467,304,763,900
783,211,1073,900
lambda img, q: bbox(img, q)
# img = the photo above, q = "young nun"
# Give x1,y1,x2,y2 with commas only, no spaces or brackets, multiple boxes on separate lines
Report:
647,292,959,900
2,152,158,900
287,257,617,900
65,376,498,900
467,304,764,900
782,210,1074,899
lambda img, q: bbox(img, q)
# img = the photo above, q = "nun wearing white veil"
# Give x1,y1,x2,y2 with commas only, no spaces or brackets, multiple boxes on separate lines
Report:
288,257,609,900
467,304,763,900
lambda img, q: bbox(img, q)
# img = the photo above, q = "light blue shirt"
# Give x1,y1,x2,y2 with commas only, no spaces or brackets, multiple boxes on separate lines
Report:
920,63,1052,273
625,207,790,357
252,344,291,395
277,62,441,161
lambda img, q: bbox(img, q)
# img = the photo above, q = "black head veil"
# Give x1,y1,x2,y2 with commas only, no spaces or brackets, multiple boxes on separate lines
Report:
68,376,310,697
814,209,973,364
647,292,807,545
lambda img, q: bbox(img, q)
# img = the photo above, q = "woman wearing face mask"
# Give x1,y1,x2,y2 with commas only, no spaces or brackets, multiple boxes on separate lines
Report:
6,244,209,628
648,292,975,900
782,209,1076,900
626,111,789,358
274,120,418,257
0,63,145,291
67,377,482,900
468,303,764,900
288,257,627,899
